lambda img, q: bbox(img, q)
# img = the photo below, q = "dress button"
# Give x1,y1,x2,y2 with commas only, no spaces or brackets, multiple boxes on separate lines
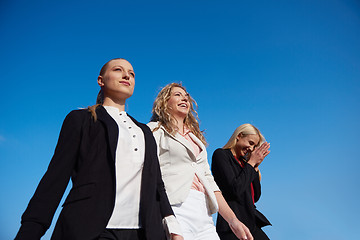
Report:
134,148,138,151
133,135,136,138
129,126,132,129
123,120,126,123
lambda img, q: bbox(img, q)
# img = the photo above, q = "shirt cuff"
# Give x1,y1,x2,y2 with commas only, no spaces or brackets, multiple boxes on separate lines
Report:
163,215,183,238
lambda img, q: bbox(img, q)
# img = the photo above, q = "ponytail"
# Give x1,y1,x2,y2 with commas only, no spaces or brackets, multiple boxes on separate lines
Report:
87,89,103,121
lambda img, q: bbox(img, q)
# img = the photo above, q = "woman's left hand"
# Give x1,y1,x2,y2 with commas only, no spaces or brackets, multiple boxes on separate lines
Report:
248,142,270,169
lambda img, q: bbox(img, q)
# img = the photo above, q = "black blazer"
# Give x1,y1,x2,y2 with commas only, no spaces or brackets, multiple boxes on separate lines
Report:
15,106,173,240
211,148,270,234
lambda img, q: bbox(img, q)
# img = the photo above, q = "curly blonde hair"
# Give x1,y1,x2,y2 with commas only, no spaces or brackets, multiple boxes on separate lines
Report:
150,83,207,145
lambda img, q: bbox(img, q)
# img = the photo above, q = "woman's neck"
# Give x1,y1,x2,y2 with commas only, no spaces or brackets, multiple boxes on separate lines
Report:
174,116,185,134
103,97,126,112
231,147,241,160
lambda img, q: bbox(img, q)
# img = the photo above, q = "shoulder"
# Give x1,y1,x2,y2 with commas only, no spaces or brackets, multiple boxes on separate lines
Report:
146,121,165,136
212,148,232,161
146,122,167,143
213,148,227,156
147,121,160,131
64,108,90,123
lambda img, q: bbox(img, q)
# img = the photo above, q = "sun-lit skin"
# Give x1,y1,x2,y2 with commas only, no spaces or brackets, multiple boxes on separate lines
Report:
97,59,135,111
234,134,260,158
167,87,190,133
232,134,270,171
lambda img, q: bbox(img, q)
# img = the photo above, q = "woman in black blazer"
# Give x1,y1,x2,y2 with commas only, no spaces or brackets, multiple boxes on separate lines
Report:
15,58,182,240
211,124,271,240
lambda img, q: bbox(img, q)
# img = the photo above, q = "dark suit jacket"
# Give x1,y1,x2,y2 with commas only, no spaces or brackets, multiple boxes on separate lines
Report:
15,106,173,240
211,148,270,235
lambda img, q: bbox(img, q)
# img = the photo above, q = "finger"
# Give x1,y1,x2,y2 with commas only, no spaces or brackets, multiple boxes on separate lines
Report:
261,142,270,151
264,150,270,157
258,143,270,152
264,143,270,150
244,226,253,240
230,224,246,240
258,142,267,150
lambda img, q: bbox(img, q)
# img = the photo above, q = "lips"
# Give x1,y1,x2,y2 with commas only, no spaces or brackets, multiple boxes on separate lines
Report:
178,103,188,108
119,81,130,86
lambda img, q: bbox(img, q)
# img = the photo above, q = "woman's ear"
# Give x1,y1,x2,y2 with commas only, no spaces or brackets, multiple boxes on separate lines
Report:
97,76,105,87
236,133,243,141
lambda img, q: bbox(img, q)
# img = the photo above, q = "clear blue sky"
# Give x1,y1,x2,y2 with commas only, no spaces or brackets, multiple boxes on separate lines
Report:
1,0,359,239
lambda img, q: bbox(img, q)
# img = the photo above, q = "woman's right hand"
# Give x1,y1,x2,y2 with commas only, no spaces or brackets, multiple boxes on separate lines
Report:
247,142,270,169
171,234,184,240
229,218,254,240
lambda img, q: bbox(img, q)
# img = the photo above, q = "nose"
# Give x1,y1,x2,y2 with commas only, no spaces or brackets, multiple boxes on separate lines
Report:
181,95,188,102
249,146,255,152
122,71,130,80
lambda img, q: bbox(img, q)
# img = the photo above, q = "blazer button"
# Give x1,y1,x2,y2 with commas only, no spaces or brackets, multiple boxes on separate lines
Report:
191,162,196,167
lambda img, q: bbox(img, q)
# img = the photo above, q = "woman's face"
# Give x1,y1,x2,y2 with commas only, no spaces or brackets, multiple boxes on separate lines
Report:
98,59,135,101
234,134,260,157
167,87,190,120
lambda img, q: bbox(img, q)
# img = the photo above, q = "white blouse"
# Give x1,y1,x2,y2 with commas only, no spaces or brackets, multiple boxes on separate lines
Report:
104,106,145,229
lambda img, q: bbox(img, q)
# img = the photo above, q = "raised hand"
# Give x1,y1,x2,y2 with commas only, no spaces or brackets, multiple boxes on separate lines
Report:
247,142,270,169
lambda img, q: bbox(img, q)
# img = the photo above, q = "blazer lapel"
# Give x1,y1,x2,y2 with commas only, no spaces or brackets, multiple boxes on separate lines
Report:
188,132,206,160
96,106,119,162
160,125,197,160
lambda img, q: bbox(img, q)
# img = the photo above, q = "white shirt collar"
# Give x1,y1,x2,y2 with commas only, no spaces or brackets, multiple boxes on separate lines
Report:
103,105,126,115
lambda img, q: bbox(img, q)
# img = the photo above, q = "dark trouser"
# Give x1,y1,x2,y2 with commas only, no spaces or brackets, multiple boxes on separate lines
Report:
98,229,146,240
218,226,269,240
252,226,270,240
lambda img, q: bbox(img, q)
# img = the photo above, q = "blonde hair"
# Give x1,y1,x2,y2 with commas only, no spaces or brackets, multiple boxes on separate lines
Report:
151,83,207,145
223,123,265,150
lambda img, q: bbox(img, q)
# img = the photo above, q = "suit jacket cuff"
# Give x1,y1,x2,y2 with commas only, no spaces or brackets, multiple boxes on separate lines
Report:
163,215,183,239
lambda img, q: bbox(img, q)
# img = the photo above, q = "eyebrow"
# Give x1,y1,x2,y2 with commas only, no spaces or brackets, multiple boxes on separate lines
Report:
173,91,188,95
112,65,135,72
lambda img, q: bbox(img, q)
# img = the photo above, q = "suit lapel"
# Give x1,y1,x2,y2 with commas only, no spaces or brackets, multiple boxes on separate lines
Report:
188,132,206,160
96,106,119,162
160,125,198,160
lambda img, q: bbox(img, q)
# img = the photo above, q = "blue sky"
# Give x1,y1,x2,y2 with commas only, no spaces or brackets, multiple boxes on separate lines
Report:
1,0,359,239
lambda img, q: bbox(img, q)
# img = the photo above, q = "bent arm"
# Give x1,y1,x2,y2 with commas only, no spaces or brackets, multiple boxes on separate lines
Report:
211,149,257,200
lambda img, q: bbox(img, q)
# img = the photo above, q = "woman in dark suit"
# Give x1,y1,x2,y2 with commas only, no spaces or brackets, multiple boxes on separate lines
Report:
211,124,271,240
15,58,182,240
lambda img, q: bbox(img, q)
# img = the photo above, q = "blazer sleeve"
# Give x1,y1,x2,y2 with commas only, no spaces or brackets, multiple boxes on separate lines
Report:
203,158,220,192
211,148,258,201
16,110,85,240
252,172,262,203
